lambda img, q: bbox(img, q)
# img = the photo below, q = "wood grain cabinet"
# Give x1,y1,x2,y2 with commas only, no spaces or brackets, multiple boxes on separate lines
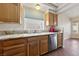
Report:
45,12,54,26
49,12,54,26
27,37,39,56
0,3,22,23
0,35,49,56
57,33,63,48
45,12,58,26
0,41,2,56
53,14,58,26
27,35,48,56
39,36,48,55
2,38,27,56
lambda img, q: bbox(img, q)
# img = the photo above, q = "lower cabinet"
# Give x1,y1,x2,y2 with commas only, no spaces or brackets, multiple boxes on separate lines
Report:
27,35,48,56
0,41,2,56
39,36,48,55
2,38,27,56
27,37,39,56
57,33,63,48
0,35,48,56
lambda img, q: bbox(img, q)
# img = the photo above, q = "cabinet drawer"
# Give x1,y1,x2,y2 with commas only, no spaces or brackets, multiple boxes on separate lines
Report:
2,38,25,47
39,35,48,40
28,37,38,41
3,45,25,56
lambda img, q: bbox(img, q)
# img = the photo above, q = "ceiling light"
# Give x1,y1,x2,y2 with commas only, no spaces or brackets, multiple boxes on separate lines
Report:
35,4,40,10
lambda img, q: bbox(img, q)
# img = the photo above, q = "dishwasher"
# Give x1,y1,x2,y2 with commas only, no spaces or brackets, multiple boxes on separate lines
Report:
48,33,57,52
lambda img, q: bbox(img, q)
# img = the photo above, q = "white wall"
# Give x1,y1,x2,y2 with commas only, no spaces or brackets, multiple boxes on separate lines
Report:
0,19,24,31
0,24,23,31
58,14,71,40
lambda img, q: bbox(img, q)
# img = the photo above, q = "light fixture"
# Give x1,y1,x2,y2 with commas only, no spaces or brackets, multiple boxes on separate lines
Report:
35,4,40,10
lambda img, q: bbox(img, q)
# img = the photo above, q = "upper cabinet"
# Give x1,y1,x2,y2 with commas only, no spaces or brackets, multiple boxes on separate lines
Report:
45,11,58,26
53,14,58,26
0,3,23,23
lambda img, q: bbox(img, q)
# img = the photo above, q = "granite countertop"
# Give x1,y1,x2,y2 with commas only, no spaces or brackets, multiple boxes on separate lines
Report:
0,32,57,40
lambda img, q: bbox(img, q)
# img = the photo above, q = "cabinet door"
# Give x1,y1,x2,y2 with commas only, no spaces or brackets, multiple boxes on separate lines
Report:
6,3,20,23
57,33,63,48
54,14,58,26
0,41,2,56
28,37,39,56
0,3,20,23
0,4,6,21
45,12,54,26
49,12,54,25
39,36,48,55
2,38,26,56
7,4,19,22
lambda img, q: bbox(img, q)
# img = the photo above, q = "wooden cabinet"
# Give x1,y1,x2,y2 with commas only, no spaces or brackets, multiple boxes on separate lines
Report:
49,12,54,25
57,32,63,48
53,14,58,26
2,38,27,56
45,12,58,26
0,3,22,23
0,35,49,56
45,12,54,26
0,41,2,56
27,37,39,56
39,36,48,55
27,35,48,56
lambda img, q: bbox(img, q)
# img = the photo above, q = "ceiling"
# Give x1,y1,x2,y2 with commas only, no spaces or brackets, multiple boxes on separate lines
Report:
48,3,67,8
23,3,79,18
45,3,79,18
23,3,56,12
45,3,71,12
52,3,68,10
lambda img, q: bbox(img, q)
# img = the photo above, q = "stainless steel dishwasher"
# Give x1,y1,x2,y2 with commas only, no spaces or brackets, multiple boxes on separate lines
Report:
48,33,57,52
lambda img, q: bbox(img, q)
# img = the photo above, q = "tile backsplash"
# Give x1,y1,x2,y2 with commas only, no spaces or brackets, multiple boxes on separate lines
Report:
0,18,46,34
24,18,45,32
